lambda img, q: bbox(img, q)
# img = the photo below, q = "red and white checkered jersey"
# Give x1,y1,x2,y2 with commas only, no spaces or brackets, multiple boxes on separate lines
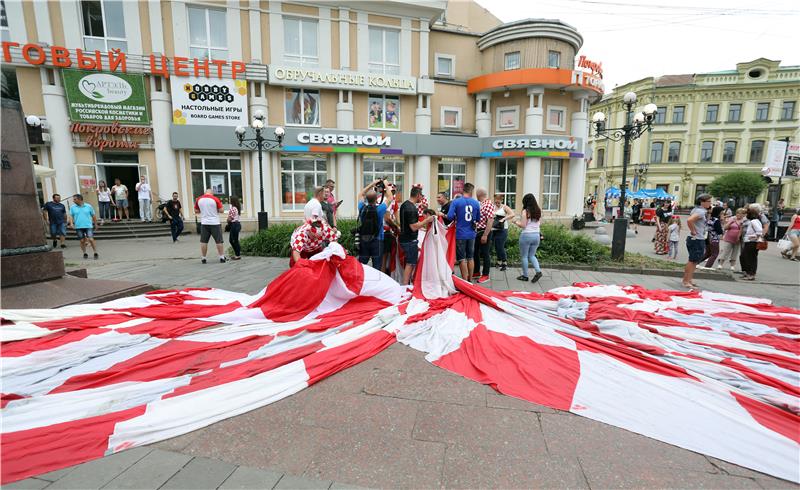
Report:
290,222,337,253
477,198,496,230
417,195,429,219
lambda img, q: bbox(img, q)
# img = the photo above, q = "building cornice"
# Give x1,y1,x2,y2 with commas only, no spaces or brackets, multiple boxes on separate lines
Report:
477,19,583,52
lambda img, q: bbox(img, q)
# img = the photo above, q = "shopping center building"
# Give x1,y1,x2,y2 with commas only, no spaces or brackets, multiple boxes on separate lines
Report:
1,0,602,226
587,59,800,207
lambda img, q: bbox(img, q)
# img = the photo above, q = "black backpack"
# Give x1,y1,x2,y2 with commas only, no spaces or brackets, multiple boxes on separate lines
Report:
358,204,380,242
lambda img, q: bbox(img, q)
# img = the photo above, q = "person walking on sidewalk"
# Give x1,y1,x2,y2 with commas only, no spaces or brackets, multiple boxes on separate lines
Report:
473,187,496,284
740,205,765,280
654,201,672,254
135,176,152,222
111,178,129,221
682,193,712,290
68,194,98,260
194,188,226,264
717,207,745,270
513,193,543,283
667,216,681,260
447,183,481,283
165,192,184,243
700,206,724,269
227,197,242,261
492,194,515,271
96,181,112,225
42,193,68,249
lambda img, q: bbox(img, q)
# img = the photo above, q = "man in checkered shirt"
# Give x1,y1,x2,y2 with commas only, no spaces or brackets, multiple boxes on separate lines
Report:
289,217,338,267
473,187,496,284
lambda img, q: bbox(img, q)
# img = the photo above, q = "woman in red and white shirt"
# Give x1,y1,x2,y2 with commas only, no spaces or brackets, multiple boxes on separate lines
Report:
227,197,242,260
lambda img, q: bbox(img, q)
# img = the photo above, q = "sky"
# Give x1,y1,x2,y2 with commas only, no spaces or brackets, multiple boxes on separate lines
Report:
473,0,800,92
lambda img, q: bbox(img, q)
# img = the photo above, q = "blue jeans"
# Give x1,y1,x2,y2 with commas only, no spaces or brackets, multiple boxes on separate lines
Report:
359,237,382,269
493,228,508,262
519,232,541,277
170,216,184,242
98,201,111,220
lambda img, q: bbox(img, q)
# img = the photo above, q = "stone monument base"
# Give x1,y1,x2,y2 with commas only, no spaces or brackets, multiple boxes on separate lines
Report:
1,251,66,287
1,274,152,309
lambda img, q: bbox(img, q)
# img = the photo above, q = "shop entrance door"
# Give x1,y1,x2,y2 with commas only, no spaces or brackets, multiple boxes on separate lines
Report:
96,153,141,219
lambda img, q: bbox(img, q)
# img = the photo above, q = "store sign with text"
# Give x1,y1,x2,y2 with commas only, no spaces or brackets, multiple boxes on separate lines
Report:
576,55,603,79
69,122,153,151
296,132,392,147
490,136,579,151
170,77,249,126
269,66,417,95
62,69,149,124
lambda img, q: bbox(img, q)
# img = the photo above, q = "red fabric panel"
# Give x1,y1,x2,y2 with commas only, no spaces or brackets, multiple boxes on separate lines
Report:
116,319,219,339
278,296,391,337
334,256,365,295
250,258,335,321
692,341,799,373
147,287,212,295
715,312,800,335
143,293,211,305
732,391,800,444
35,314,134,331
1,393,26,408
50,336,274,394
445,225,456,269
0,405,146,484
305,330,396,385
623,286,701,302
117,302,242,320
1,329,98,357
727,332,799,356
434,324,580,411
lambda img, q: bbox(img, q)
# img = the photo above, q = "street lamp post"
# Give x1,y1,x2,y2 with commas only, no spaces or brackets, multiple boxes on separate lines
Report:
634,161,650,191
234,111,284,231
592,92,658,260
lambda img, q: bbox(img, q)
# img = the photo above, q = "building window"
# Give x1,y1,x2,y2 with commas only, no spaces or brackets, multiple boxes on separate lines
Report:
547,50,560,68
668,141,681,162
190,154,242,206
728,103,741,122
755,102,770,121
438,159,466,199
494,159,517,208
749,140,765,163
654,106,666,125
596,148,605,168
672,106,685,123
1,66,19,102
496,106,519,131
656,184,669,194
504,51,520,70
441,106,461,129
694,184,708,203
546,106,566,131
368,94,400,130
700,141,714,162
188,6,227,60
705,104,719,123
435,54,454,78
542,159,562,211
781,101,796,120
650,142,664,163
363,158,404,197
285,89,320,126
281,155,327,210
1,0,11,42
284,17,318,67
723,141,737,163
81,0,127,52
368,26,400,75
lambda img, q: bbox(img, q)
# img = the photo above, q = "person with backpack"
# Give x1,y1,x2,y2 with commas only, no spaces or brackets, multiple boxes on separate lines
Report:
356,180,389,269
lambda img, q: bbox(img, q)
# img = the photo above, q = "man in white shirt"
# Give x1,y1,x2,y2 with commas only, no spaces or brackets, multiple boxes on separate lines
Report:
135,175,152,222
194,188,226,264
303,186,327,223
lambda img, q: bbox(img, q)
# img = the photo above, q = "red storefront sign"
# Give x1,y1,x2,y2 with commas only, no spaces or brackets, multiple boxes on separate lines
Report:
69,122,152,151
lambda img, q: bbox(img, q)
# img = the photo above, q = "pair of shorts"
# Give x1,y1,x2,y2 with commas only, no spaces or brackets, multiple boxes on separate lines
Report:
686,237,706,264
456,239,475,262
76,228,94,239
49,222,67,237
788,229,800,238
116,199,128,208
399,240,418,265
200,224,223,244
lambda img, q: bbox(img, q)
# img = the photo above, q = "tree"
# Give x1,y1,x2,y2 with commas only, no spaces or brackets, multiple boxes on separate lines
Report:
708,171,767,205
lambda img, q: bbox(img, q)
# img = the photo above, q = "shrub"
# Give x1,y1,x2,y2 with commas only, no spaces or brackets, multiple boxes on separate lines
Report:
240,219,360,257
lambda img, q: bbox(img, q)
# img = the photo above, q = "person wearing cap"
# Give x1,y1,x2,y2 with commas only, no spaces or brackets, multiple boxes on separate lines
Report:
289,217,338,267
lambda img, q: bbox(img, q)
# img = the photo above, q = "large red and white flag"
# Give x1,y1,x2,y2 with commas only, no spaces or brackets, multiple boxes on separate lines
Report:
1,232,798,484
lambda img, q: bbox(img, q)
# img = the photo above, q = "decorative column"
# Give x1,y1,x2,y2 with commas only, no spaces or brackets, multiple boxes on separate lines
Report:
40,68,77,198
336,90,356,217
566,94,590,217
474,93,491,188
149,76,179,202
523,87,544,198
248,81,271,218
415,93,432,198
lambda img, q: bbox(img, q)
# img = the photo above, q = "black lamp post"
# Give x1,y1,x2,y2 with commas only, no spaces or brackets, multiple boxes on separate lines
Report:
234,110,284,231
592,92,658,260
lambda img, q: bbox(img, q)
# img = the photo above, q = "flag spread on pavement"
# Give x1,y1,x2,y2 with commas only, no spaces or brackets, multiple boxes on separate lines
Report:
1,224,798,484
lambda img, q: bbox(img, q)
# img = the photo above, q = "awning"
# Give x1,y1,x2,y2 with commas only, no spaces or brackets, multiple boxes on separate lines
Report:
33,164,56,178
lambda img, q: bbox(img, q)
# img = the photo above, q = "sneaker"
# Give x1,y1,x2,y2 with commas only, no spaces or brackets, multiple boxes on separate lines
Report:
500,264,507,271
219,257,227,263
83,253,88,259
93,253,98,260
201,258,207,264
231,256,242,261
716,264,722,270
532,272,543,283
730,266,735,271
52,240,57,248
477,275,490,284
471,274,480,280
60,244,66,249
516,275,529,282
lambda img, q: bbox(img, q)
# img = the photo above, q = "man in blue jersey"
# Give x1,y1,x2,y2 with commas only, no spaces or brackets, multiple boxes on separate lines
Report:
447,182,481,281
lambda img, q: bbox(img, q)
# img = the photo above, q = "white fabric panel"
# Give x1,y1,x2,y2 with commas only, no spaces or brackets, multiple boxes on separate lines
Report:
419,221,456,299
397,309,475,363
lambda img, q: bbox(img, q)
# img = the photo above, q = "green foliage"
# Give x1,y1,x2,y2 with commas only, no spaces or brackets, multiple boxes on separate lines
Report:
240,219,360,258
708,171,767,201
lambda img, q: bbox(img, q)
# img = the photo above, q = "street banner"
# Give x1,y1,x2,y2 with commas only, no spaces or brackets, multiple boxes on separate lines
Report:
170,77,248,126
62,69,149,124
762,140,787,177
784,142,799,178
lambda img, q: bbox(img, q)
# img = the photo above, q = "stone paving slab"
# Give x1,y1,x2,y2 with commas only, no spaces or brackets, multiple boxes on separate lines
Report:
443,449,588,489
103,449,192,489
159,457,237,489
217,466,283,490
45,447,153,489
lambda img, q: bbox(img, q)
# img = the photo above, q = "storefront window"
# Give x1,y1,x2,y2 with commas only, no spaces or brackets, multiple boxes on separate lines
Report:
542,159,562,211
188,6,227,60
368,94,399,130
190,153,242,206
437,160,466,199
82,0,127,52
368,27,400,75
495,159,517,208
281,155,327,210
284,18,318,67
363,158,404,197
285,89,320,126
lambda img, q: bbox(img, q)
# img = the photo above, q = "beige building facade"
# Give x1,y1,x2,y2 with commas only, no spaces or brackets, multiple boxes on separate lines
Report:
2,0,602,226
